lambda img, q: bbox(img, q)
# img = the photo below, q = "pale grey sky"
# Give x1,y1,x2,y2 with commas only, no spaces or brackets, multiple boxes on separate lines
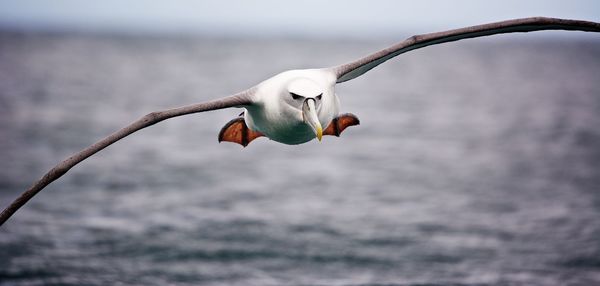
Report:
0,0,598,37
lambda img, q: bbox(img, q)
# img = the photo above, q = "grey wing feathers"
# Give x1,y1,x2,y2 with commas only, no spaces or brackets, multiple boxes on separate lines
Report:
160,87,255,118
332,17,600,84
0,86,257,225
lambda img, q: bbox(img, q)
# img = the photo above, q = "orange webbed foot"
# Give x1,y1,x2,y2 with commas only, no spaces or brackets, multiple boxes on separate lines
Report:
323,113,360,137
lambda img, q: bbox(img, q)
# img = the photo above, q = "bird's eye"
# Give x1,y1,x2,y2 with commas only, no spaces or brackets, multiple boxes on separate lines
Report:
316,94,323,100
290,92,302,100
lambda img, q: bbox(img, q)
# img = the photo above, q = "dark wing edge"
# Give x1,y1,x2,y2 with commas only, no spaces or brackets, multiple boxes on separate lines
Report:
0,88,256,226
332,17,600,84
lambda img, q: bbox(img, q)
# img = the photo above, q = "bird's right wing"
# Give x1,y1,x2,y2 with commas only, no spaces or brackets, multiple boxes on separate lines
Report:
0,88,256,225
332,17,600,84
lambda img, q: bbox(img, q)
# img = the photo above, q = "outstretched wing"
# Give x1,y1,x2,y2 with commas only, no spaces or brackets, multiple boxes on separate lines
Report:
0,88,255,225
332,17,600,83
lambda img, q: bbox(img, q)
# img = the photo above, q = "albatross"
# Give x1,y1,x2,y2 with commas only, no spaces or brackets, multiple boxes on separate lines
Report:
0,17,599,225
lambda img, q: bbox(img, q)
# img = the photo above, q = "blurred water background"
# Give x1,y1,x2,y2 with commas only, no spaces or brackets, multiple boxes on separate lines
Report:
0,31,599,285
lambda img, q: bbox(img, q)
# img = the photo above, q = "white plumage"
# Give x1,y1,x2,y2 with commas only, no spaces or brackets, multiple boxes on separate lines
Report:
244,69,339,144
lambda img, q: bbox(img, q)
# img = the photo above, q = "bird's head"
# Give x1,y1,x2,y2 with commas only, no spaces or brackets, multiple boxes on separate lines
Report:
285,78,324,141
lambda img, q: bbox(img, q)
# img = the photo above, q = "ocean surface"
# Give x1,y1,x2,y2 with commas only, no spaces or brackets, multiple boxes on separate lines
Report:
0,31,599,286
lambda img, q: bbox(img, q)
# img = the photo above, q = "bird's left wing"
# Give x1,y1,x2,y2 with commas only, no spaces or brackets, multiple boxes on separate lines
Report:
332,17,600,84
0,88,255,225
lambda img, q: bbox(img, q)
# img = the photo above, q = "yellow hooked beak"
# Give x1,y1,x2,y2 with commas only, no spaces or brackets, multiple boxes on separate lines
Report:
317,126,323,141
302,98,323,142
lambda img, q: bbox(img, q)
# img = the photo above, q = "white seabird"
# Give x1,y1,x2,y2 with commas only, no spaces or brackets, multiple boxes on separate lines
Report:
218,68,354,146
0,17,599,225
